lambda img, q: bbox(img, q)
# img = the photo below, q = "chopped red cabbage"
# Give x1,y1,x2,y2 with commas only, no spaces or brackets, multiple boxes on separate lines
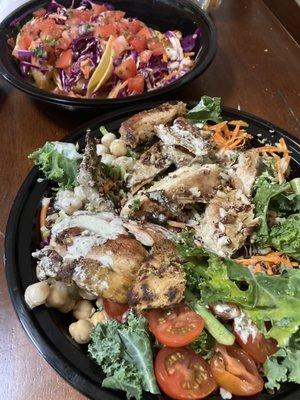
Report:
181,28,202,52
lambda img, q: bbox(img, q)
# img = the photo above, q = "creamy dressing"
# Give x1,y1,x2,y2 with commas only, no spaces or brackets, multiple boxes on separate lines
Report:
234,312,258,344
220,388,232,399
53,142,83,160
55,189,83,215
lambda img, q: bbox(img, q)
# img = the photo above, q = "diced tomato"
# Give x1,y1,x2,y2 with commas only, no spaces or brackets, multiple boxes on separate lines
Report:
38,18,64,39
155,347,216,400
95,24,117,38
107,10,125,22
115,58,137,80
147,38,165,56
72,9,92,22
92,4,108,15
116,20,129,35
55,49,73,69
128,20,144,34
112,35,128,56
130,36,147,53
210,345,264,396
127,75,145,94
137,27,153,40
19,33,34,50
147,304,205,347
33,8,46,18
139,49,153,64
56,36,72,50
103,299,129,323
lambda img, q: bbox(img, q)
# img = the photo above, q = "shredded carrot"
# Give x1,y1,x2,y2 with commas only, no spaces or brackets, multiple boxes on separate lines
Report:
237,251,298,275
40,197,51,229
254,138,291,183
167,220,187,228
209,120,252,150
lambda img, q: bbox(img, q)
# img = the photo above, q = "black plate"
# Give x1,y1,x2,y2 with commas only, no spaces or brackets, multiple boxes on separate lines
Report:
0,0,216,112
5,102,300,400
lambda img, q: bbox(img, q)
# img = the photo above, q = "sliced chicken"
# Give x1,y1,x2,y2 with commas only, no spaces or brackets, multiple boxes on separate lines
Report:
129,239,186,311
72,235,148,303
231,150,260,196
127,142,172,194
119,101,187,148
195,189,258,258
155,117,212,156
77,131,114,212
32,247,68,281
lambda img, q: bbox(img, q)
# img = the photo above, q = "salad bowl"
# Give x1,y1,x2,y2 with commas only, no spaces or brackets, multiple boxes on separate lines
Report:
5,100,300,400
0,0,216,111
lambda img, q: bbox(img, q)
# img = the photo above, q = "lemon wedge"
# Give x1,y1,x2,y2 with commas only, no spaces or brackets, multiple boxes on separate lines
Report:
86,35,114,97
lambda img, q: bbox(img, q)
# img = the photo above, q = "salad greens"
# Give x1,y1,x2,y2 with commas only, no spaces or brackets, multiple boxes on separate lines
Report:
187,96,222,124
264,348,300,390
269,214,300,260
29,141,82,189
89,313,159,400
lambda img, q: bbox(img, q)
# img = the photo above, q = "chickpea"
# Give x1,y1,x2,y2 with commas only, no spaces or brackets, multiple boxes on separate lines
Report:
73,299,95,320
95,298,103,309
69,319,93,344
101,132,116,148
24,281,50,309
90,310,108,326
96,144,108,156
46,281,69,309
58,297,76,314
113,156,134,172
110,139,127,157
78,288,97,301
101,154,116,165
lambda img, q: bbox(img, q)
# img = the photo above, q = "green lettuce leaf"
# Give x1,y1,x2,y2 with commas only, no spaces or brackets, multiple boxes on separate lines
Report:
88,313,159,400
269,214,300,260
253,176,290,245
263,347,300,390
187,96,222,124
183,252,300,347
29,142,82,189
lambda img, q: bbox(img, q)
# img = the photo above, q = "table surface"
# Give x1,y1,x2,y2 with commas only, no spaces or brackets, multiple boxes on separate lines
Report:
0,0,299,399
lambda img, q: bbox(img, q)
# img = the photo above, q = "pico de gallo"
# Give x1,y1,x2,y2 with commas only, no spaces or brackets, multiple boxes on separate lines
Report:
10,0,201,98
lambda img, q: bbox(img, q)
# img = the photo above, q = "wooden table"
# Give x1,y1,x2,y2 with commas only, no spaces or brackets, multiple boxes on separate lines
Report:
0,0,299,399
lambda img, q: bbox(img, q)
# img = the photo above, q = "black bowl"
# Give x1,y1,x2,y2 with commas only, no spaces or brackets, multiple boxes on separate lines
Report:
5,101,300,400
0,0,216,112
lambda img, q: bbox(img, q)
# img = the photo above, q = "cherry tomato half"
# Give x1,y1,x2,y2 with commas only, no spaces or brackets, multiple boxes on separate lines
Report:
233,320,277,363
155,346,216,400
147,304,205,347
210,344,264,396
102,298,129,322
115,58,137,80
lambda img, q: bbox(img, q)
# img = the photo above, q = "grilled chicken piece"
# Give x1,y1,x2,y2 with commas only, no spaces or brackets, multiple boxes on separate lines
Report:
195,189,258,258
231,150,260,196
129,239,185,311
121,164,222,220
128,142,195,194
155,117,212,156
72,235,148,303
119,101,187,148
77,131,114,212
127,142,172,194
32,247,69,281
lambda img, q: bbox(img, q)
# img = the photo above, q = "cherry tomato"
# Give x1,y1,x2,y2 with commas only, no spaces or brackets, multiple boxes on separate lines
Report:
55,49,73,69
115,58,137,80
130,37,147,53
233,321,277,363
103,299,129,322
155,347,216,400
128,75,145,94
147,304,205,347
95,24,117,38
210,344,264,396
147,38,165,56
18,33,34,50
